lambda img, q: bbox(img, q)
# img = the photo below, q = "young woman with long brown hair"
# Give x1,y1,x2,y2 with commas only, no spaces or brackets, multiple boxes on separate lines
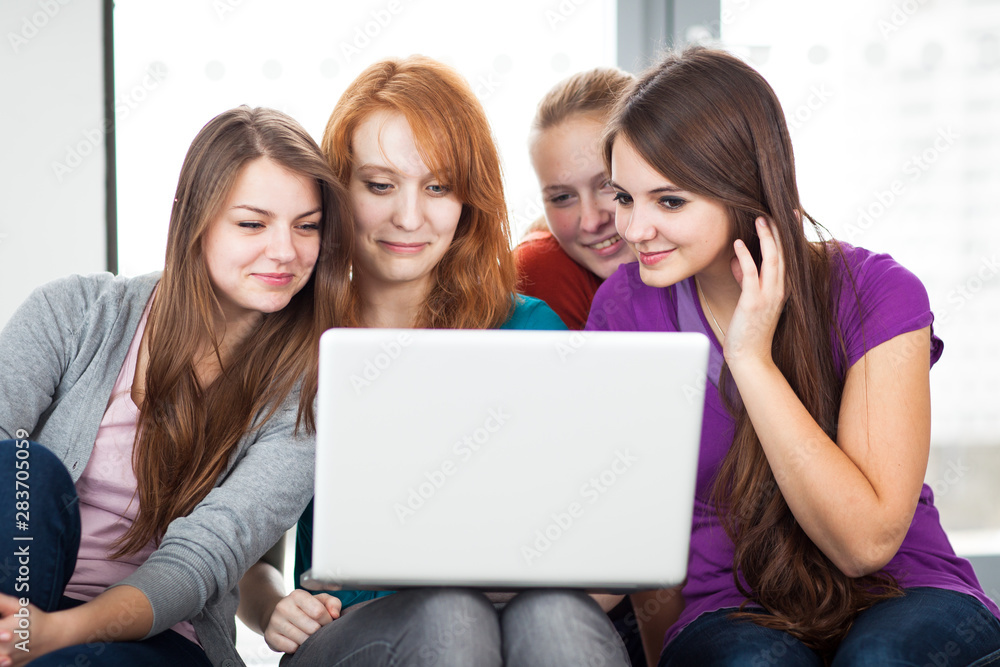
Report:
0,106,352,667
238,56,632,667
588,47,1000,665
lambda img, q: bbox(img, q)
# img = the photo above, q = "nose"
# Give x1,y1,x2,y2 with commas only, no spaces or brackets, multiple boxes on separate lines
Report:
392,187,422,232
265,224,297,263
579,195,613,235
617,205,654,245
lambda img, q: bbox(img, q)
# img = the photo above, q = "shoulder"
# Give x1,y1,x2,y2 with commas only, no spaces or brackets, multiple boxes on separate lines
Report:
514,231,561,259
515,232,591,282
828,243,942,367
14,272,160,330
500,294,568,330
832,244,926,296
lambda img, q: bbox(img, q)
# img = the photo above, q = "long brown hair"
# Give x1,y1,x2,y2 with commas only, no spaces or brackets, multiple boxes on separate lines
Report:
114,106,353,557
322,55,516,329
603,48,898,653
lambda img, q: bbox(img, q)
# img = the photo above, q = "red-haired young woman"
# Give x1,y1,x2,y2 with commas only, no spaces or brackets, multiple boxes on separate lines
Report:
238,56,632,667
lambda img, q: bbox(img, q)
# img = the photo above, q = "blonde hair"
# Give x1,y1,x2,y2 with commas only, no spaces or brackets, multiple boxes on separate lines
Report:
532,67,635,131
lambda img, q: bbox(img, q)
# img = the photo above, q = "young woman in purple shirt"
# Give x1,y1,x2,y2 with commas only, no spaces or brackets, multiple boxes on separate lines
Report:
587,47,1000,666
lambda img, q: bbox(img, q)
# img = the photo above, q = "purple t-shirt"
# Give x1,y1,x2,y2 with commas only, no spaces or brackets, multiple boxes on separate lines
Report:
586,243,1000,646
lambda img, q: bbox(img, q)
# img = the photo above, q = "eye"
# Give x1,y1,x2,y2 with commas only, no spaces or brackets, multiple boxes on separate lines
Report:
599,180,615,193
547,193,574,207
237,221,265,229
612,192,633,207
427,184,451,195
366,181,392,194
297,221,321,232
660,196,686,210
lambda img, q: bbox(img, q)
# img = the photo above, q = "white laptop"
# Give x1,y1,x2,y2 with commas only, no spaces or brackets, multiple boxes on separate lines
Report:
302,328,708,592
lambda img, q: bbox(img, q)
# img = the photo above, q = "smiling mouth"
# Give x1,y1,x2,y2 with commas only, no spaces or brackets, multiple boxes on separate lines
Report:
379,241,428,254
586,233,623,251
253,273,294,285
638,248,675,266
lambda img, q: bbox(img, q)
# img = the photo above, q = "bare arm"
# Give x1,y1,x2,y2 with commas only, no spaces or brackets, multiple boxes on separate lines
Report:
725,219,930,577
238,559,288,636
0,586,153,666
590,594,625,613
237,559,341,654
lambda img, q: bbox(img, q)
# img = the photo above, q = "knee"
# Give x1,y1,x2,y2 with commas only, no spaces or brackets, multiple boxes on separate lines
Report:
400,588,495,627
504,589,603,625
831,637,896,666
502,591,627,667
393,589,500,664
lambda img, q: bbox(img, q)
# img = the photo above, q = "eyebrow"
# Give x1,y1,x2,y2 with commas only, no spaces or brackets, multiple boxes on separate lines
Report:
231,204,273,217
608,181,686,195
355,162,454,186
354,163,400,177
231,204,322,220
542,173,610,194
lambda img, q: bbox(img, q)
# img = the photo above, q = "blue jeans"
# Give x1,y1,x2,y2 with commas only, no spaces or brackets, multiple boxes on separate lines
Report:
0,439,211,667
280,589,630,667
659,587,1000,666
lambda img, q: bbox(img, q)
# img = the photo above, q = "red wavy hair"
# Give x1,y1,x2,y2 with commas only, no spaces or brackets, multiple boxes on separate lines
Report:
321,55,516,329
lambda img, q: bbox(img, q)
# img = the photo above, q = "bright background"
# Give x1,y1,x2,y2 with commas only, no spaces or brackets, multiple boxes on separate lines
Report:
2,1,998,663
112,0,618,276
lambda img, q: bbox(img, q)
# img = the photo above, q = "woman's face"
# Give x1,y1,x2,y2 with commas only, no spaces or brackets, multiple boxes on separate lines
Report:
610,138,734,288
348,111,463,296
201,157,321,330
530,115,634,279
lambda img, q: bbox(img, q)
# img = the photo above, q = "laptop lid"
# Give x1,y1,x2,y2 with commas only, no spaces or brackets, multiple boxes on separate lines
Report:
303,328,708,592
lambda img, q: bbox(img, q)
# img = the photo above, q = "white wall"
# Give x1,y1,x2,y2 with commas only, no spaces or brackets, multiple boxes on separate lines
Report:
0,0,106,326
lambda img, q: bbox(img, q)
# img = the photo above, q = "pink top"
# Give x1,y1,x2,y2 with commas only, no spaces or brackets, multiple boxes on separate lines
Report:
65,296,200,646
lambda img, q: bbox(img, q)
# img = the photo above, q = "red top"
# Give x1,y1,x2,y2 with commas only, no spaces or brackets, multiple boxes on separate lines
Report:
514,231,602,330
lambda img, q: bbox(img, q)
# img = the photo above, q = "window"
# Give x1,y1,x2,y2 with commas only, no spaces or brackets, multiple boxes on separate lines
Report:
718,0,1000,553
113,0,617,275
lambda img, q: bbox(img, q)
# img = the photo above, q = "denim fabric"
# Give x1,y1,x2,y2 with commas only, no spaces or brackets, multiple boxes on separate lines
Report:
0,440,211,667
281,589,502,667
0,440,81,610
499,590,631,667
280,589,630,667
658,605,822,667
659,587,1000,667
25,596,212,667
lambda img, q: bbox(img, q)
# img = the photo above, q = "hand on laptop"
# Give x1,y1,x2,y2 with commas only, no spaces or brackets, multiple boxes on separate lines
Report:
264,590,342,654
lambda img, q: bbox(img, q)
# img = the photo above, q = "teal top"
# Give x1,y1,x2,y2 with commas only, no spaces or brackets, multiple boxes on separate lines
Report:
294,294,566,608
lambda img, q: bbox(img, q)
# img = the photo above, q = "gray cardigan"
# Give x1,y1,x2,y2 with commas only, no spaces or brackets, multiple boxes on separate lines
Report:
0,272,315,667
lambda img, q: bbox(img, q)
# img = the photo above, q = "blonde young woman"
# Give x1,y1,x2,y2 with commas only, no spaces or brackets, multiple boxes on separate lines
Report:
515,67,637,330
239,57,631,667
0,107,352,667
